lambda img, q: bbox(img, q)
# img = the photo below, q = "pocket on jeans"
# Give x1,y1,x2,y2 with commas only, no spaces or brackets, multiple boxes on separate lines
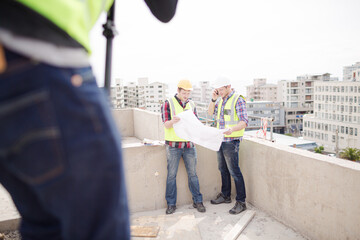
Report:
0,89,65,186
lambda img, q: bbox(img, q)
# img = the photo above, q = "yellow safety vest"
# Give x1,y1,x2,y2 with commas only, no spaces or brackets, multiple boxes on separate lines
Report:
164,97,195,142
216,93,246,138
18,0,114,52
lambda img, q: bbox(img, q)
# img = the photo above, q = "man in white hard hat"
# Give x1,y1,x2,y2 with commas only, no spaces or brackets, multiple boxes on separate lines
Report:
160,79,205,214
207,76,248,214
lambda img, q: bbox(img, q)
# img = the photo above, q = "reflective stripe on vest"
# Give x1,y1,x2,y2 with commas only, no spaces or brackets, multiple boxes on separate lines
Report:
165,97,194,142
18,0,113,52
216,93,245,138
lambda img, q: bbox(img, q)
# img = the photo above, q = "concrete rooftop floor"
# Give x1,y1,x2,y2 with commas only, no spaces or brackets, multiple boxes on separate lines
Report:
1,184,308,239
131,201,308,240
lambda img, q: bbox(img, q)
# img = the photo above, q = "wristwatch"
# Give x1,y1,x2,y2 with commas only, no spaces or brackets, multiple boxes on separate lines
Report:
211,98,217,102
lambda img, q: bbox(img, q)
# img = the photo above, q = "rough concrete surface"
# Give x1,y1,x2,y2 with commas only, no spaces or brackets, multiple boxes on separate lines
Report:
0,186,20,232
131,201,308,240
0,231,21,240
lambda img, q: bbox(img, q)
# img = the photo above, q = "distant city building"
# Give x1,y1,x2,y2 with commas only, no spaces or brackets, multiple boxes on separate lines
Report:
343,62,360,81
277,73,338,135
191,81,213,119
303,81,360,152
110,78,168,113
246,101,285,133
110,78,125,109
191,81,212,103
246,78,277,102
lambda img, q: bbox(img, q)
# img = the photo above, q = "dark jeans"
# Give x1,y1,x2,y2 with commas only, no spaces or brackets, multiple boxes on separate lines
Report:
165,145,203,205
217,140,246,202
0,48,130,240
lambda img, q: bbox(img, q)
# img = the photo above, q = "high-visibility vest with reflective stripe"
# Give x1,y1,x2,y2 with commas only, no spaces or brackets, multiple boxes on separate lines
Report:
216,93,246,138
164,97,195,142
18,0,114,52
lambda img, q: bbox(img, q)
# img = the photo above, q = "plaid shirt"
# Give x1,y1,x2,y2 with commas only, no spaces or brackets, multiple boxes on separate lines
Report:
161,94,198,148
214,90,248,142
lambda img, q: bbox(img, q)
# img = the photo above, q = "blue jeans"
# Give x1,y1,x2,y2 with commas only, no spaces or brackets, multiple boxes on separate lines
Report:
0,48,130,240
217,140,246,202
165,145,203,205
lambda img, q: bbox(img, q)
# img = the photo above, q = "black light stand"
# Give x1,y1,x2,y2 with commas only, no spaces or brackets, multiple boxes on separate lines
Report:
102,2,117,94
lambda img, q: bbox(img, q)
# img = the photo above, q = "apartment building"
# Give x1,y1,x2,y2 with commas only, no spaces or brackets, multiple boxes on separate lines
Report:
303,81,360,152
191,81,213,119
110,78,168,113
246,101,285,133
343,62,360,81
110,78,125,109
144,80,168,113
246,78,277,102
277,73,338,135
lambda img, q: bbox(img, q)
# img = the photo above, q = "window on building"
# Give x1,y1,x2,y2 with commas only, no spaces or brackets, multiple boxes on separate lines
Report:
346,127,348,134
341,126,344,133
355,128,358,136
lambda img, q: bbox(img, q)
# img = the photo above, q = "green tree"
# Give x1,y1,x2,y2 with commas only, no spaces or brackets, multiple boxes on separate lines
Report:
340,148,360,162
314,146,324,154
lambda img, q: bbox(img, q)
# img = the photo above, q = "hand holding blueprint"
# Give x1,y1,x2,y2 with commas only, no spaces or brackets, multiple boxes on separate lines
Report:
173,110,227,151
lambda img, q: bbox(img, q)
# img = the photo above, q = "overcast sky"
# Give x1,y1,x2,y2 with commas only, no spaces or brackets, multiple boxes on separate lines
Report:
89,0,360,95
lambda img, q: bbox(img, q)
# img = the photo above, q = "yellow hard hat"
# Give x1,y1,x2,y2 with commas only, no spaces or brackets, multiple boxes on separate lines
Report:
177,79,193,91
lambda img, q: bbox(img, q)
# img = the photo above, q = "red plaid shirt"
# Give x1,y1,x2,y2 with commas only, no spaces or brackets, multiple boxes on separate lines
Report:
161,95,198,148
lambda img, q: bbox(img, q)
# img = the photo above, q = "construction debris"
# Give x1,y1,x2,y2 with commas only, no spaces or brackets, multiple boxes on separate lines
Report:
224,210,256,240
130,226,160,238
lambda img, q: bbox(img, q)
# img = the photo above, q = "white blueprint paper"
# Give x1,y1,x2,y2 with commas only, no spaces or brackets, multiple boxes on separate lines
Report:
173,110,227,151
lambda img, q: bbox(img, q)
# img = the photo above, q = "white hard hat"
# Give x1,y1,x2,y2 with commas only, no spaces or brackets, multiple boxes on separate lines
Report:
212,76,231,89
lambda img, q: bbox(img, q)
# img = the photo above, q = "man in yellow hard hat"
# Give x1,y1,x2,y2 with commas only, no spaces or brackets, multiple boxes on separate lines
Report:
161,79,206,214
207,76,248,215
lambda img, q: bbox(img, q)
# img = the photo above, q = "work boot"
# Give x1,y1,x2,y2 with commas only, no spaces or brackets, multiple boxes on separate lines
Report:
229,201,246,215
210,193,231,204
166,205,176,214
193,202,206,213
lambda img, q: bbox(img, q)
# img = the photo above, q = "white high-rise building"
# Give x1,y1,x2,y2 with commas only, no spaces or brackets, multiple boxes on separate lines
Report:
246,78,277,102
277,73,338,135
110,78,125,109
343,62,360,81
191,81,213,119
303,81,360,152
110,78,168,113
144,80,168,113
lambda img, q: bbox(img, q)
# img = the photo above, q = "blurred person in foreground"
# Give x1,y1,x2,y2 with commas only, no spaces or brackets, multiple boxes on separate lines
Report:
0,0,178,239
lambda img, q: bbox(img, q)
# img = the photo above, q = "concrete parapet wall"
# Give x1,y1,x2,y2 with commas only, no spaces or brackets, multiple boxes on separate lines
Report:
133,109,164,141
113,108,164,141
240,137,360,240
112,109,134,137
122,144,227,213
